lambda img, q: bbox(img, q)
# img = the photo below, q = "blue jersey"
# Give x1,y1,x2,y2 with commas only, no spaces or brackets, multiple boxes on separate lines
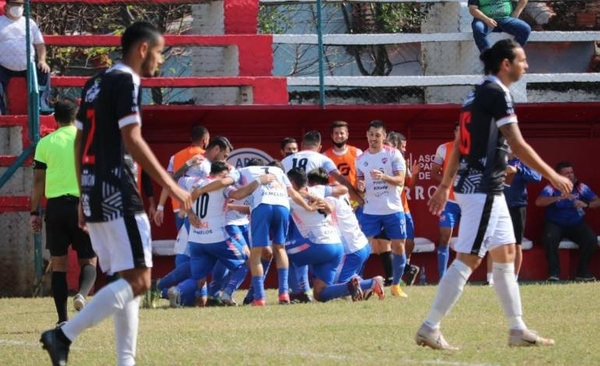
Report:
503,157,541,207
539,181,597,227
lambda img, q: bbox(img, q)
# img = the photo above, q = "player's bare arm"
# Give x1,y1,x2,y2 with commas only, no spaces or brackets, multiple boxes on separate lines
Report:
428,133,460,216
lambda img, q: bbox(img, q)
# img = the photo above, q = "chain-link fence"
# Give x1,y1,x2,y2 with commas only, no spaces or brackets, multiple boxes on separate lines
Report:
10,0,598,108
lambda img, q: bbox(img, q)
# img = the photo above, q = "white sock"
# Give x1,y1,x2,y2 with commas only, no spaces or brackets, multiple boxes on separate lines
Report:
424,260,473,329
492,262,526,330
115,296,141,366
486,272,494,284
62,279,134,341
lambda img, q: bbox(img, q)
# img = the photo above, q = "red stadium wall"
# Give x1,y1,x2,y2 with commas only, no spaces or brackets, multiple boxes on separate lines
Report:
139,103,600,283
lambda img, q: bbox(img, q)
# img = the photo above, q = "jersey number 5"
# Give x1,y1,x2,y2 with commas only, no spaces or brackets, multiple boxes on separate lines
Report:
458,111,472,155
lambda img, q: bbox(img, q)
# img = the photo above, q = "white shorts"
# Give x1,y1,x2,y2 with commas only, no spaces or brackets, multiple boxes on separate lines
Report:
87,214,153,275
454,193,516,257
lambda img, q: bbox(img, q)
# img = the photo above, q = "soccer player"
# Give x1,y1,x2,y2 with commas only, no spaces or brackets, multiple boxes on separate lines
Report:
306,168,372,286
280,137,299,158
40,21,192,366
416,39,572,350
154,125,209,230
431,122,462,280
356,120,408,298
30,98,97,324
387,132,421,286
287,168,385,302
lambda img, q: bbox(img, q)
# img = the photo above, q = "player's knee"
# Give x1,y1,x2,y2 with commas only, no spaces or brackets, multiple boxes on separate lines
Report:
51,255,69,272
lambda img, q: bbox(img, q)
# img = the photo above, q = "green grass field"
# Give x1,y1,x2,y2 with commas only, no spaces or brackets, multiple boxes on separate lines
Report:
1,282,599,366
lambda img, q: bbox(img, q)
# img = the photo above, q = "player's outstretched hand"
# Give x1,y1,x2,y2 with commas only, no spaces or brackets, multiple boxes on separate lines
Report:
428,185,449,216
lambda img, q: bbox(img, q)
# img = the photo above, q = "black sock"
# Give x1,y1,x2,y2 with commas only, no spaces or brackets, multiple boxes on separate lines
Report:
380,251,393,282
56,328,72,346
51,272,68,323
78,264,97,296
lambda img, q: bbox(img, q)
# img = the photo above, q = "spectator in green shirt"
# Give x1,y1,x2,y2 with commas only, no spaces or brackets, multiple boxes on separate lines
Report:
469,0,531,52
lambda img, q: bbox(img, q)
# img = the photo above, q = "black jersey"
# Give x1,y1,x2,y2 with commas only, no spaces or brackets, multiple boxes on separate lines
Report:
454,76,517,195
76,64,145,222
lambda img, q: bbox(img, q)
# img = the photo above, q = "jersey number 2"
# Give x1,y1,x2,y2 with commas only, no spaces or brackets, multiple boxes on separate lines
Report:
458,111,472,155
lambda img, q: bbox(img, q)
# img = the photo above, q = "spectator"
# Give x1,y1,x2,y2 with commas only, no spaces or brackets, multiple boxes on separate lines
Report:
0,0,51,114
535,161,599,282
468,0,531,52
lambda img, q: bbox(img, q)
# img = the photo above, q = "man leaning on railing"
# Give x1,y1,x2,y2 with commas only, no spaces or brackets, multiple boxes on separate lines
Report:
0,0,51,115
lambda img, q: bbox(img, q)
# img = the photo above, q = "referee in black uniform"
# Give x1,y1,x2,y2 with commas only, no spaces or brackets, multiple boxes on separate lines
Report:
30,98,97,325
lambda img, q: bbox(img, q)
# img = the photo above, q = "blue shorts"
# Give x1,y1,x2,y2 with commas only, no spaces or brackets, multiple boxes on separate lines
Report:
225,224,250,246
405,212,415,240
251,204,290,247
286,241,343,285
335,244,371,283
439,201,461,228
361,212,407,240
188,238,247,280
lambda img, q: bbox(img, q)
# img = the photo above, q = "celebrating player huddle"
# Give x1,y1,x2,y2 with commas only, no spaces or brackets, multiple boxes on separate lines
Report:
161,119,411,307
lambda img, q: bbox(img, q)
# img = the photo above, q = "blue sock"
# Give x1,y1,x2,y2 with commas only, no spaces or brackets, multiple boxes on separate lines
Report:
437,246,450,280
359,279,374,291
161,287,169,299
251,276,265,300
224,265,249,296
288,261,299,293
392,253,407,285
277,267,289,295
178,278,198,307
158,261,191,290
295,265,309,293
262,258,272,279
209,262,229,297
319,283,350,302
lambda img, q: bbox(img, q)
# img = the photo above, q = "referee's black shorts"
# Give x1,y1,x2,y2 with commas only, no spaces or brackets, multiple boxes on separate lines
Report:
45,195,96,259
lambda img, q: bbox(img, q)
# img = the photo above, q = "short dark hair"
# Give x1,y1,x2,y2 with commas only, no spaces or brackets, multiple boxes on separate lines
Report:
53,98,78,125
210,161,229,175
479,39,521,76
246,158,265,167
302,131,321,147
121,21,162,58
330,121,348,132
280,137,297,151
268,160,284,170
368,120,386,132
206,136,233,152
307,168,329,186
555,161,572,172
385,131,401,147
190,125,208,143
287,167,307,188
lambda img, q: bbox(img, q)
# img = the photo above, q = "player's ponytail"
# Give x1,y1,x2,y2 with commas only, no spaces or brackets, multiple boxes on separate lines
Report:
479,39,520,76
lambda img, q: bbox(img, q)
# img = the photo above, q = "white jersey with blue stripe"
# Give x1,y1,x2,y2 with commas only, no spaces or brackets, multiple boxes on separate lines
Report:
180,177,229,244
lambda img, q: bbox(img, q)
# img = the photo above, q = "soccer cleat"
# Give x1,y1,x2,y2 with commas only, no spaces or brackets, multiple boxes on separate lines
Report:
363,276,386,301
390,284,408,298
278,293,291,305
347,276,363,301
404,265,420,286
221,292,238,307
40,328,70,366
290,291,314,304
575,274,596,282
167,286,182,308
415,324,458,351
251,299,266,307
73,294,86,312
547,275,560,282
508,329,555,347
